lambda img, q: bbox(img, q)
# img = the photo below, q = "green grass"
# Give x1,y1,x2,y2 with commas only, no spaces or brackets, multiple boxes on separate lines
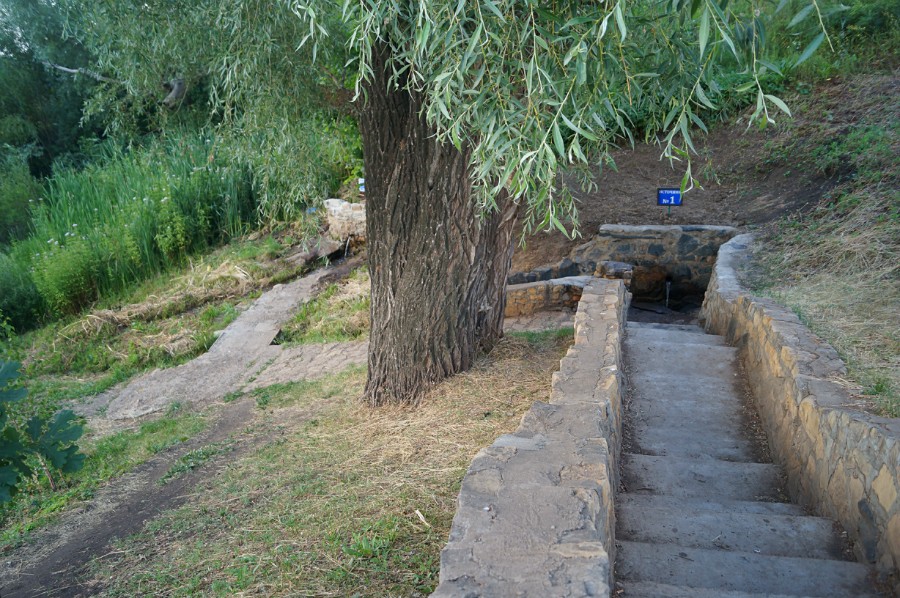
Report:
0,404,207,551
86,332,572,596
6,235,316,407
277,268,370,345
159,442,234,485
7,131,257,321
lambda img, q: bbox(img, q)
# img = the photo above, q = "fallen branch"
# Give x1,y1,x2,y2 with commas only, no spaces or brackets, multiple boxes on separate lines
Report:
44,61,117,83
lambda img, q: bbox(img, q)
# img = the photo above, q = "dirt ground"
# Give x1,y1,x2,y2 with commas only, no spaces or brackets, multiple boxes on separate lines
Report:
1,76,865,597
512,104,838,271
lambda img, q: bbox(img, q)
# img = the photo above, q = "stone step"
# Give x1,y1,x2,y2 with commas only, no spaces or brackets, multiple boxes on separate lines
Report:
626,325,728,347
625,339,736,380
628,422,758,461
628,372,745,399
628,391,744,422
617,502,846,559
618,580,881,598
617,493,807,517
616,541,876,597
627,321,707,334
622,453,784,501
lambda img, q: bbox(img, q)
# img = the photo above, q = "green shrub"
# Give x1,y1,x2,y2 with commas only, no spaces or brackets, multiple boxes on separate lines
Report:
0,251,42,330
0,154,40,246
0,116,38,148
31,238,98,316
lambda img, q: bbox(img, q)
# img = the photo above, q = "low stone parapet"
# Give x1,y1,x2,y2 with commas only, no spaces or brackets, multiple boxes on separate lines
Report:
434,279,628,597
700,234,900,593
504,276,594,318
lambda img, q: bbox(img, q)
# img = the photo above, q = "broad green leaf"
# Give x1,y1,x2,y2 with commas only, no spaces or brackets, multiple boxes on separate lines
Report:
482,0,505,22
552,121,565,157
795,32,825,67
0,361,21,390
788,4,815,28
758,60,782,76
598,12,612,41
550,213,568,235
689,111,708,133
695,84,715,109
765,94,792,117
614,1,627,42
680,163,692,194
699,8,710,58
0,465,20,504
576,55,587,85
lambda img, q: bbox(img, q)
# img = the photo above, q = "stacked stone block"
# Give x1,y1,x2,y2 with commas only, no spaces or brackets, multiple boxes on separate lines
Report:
434,279,628,597
700,234,900,594
570,224,736,302
504,276,593,318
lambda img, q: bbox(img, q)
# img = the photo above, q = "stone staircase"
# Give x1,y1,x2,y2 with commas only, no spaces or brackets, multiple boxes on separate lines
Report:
615,321,881,597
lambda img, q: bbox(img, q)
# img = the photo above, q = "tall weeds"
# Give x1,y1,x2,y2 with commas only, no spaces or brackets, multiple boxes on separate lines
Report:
12,132,255,317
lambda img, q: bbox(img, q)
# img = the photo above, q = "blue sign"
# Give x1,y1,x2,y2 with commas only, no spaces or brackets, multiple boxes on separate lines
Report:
657,188,682,206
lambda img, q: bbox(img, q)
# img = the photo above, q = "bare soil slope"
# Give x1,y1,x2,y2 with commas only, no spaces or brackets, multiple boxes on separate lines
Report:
512,78,852,271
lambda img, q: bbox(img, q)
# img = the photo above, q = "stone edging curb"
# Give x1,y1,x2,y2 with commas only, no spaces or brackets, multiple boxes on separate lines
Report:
432,278,628,597
700,234,900,593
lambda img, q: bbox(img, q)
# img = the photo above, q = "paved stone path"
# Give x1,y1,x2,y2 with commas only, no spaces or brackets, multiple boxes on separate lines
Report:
104,270,332,418
615,321,880,597
97,267,573,420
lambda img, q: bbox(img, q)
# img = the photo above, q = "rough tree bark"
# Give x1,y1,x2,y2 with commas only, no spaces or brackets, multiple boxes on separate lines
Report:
358,46,519,407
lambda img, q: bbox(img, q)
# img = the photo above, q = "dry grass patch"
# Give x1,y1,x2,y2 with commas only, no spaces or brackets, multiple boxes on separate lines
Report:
89,329,572,597
277,268,371,344
752,77,899,416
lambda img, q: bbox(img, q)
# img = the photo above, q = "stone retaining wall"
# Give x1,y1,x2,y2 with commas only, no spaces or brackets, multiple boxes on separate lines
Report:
505,276,593,318
700,234,900,593
571,224,736,303
433,279,629,597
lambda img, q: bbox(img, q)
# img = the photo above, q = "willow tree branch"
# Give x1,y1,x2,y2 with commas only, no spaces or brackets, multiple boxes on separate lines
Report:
44,61,117,83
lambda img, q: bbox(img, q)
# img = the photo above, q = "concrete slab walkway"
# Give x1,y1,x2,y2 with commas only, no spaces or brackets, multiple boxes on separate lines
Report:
615,321,881,597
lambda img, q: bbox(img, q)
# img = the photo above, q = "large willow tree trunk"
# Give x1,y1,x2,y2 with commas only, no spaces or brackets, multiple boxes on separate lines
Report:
358,47,519,407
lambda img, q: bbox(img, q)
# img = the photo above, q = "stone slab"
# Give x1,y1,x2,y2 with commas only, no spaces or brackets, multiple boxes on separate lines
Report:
616,541,875,597
620,581,881,598
621,453,783,501
617,502,846,559
616,494,807,517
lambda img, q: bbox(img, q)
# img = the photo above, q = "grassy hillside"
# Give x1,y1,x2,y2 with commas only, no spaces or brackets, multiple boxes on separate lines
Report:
748,72,898,417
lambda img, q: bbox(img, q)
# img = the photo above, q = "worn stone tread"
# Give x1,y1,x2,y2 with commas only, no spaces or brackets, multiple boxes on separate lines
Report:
616,541,875,597
626,322,708,333
627,423,759,462
617,502,846,559
626,325,728,347
626,341,736,379
619,580,881,598
622,453,783,501
628,372,744,397
616,494,807,517
628,391,744,421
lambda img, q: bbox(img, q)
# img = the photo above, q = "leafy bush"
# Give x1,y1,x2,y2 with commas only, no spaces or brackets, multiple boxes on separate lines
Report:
0,360,85,503
0,115,38,148
227,113,361,226
0,251,42,330
31,237,98,316
0,153,40,246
